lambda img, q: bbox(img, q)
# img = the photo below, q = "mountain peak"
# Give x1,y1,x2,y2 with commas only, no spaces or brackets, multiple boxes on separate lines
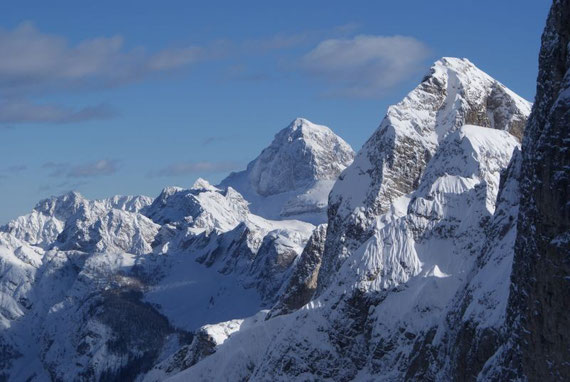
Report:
436,56,473,68
287,117,311,130
418,57,532,141
219,118,354,222
34,190,86,218
320,55,533,294
191,177,218,191
242,118,354,197
329,56,532,218
276,117,345,146
285,117,327,133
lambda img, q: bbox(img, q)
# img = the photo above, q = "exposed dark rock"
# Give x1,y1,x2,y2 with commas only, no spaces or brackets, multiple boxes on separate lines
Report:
268,224,327,318
496,0,570,379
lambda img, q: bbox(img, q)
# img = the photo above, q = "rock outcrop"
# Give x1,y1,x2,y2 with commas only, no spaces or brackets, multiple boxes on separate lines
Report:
483,1,570,379
268,224,327,318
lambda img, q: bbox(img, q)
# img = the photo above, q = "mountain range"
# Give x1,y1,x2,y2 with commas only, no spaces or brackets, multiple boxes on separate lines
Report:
0,1,568,380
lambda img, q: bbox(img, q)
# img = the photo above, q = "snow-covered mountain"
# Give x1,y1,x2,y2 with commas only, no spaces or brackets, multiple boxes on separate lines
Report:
0,58,532,380
163,55,533,380
319,57,531,295
1,1,569,379
0,177,315,379
157,2,569,380
220,117,355,224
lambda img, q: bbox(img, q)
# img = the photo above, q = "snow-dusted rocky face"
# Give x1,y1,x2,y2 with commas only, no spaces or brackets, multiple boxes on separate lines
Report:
318,57,532,294
245,118,354,196
220,118,355,223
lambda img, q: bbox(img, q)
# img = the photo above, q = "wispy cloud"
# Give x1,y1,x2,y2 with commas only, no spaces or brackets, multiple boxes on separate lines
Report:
225,64,271,82
0,23,427,126
202,134,241,146
242,33,313,53
38,180,89,193
0,22,206,95
240,23,360,54
4,164,27,174
0,164,27,183
149,161,240,177
298,35,430,98
0,22,212,125
203,136,226,146
67,159,118,178
0,99,117,124
43,162,68,177
221,23,362,83
43,159,119,178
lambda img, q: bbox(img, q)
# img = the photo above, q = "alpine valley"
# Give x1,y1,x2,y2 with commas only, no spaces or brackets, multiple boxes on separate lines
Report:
1,1,569,381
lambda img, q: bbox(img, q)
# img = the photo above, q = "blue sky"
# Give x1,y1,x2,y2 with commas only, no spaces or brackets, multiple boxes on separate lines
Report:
0,0,551,223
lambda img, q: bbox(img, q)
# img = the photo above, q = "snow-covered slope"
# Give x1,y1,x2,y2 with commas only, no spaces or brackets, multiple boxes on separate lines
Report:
142,180,314,329
166,57,534,381
0,179,314,380
319,57,531,294
220,117,355,224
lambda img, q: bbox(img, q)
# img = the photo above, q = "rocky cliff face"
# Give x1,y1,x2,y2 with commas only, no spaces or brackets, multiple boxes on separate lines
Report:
318,57,531,296
483,0,570,379
268,223,327,318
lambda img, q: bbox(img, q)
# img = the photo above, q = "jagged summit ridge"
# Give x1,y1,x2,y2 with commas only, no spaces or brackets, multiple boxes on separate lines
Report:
318,57,532,294
1,191,153,248
0,178,315,380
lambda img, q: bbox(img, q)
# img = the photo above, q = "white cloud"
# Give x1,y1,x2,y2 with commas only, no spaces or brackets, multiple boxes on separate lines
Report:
0,22,206,124
147,46,204,71
0,22,203,95
299,35,430,98
0,164,27,182
67,159,118,178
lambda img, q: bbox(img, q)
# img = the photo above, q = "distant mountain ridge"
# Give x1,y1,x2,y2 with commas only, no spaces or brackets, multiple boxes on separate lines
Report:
0,119,350,381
